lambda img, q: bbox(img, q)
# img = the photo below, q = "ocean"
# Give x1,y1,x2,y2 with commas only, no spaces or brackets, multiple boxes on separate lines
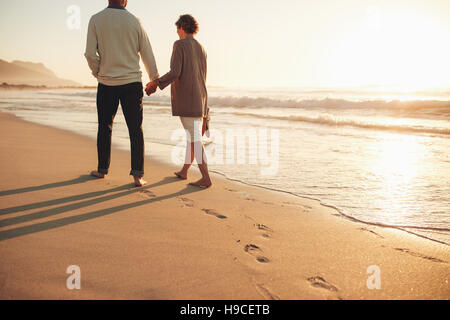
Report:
1,86,449,245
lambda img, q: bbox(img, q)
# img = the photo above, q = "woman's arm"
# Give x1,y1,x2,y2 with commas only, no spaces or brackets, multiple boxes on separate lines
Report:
155,41,183,90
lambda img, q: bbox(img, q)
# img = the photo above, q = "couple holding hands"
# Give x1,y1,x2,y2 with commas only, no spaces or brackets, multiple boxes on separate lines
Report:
85,0,211,188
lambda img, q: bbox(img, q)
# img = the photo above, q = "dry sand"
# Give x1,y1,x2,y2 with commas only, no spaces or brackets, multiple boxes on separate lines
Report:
0,111,448,300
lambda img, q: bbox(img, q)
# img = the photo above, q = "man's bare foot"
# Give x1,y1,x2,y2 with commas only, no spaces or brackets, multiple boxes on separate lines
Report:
90,171,106,179
134,176,147,187
188,178,212,189
174,171,187,180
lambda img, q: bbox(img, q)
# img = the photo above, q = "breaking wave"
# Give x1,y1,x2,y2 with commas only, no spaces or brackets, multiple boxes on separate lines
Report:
229,111,450,136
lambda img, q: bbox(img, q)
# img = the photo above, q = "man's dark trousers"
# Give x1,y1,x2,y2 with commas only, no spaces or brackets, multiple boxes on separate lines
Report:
96,82,144,177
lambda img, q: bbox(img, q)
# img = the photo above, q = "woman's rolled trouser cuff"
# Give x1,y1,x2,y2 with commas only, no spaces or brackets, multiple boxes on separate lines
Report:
98,168,109,175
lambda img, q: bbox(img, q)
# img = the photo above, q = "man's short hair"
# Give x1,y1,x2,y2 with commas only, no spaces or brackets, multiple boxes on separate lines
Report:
175,14,199,34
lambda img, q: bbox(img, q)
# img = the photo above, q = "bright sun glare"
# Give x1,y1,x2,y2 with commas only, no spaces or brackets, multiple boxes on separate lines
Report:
370,134,426,219
374,135,424,180
332,6,450,91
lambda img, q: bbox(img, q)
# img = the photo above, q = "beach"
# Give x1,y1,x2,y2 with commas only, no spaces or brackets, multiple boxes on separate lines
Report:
0,111,448,300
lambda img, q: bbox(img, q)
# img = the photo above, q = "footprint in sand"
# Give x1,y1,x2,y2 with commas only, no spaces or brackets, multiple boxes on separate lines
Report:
394,248,447,263
202,209,227,219
178,197,194,208
226,188,253,198
307,276,339,292
282,202,313,212
256,284,280,300
138,190,156,198
300,205,313,212
244,244,270,263
254,223,274,239
226,188,266,203
360,227,384,239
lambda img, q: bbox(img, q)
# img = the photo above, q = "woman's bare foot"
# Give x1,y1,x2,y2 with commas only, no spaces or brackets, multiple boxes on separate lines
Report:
188,178,212,189
134,176,147,187
90,171,106,179
174,171,187,180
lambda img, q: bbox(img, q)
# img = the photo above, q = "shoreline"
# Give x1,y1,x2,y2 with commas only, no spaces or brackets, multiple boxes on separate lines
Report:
0,111,448,299
208,169,450,247
4,107,448,247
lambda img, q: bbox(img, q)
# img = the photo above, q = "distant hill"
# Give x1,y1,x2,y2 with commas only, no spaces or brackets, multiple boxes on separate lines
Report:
0,59,80,87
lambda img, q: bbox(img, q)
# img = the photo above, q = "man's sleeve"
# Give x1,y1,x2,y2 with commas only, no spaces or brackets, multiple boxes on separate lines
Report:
84,17,100,77
138,21,159,81
156,41,183,90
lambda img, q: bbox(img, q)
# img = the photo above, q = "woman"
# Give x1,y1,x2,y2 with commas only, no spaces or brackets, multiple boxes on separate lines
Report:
146,14,211,188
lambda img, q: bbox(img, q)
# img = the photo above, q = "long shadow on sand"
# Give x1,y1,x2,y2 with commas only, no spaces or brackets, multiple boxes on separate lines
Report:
1,183,131,216
0,175,94,197
0,181,203,241
0,177,178,227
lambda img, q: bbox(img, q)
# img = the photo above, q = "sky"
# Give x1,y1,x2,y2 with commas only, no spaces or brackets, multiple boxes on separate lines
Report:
1,0,450,89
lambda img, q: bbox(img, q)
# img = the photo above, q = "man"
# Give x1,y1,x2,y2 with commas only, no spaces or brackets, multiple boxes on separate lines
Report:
85,0,159,187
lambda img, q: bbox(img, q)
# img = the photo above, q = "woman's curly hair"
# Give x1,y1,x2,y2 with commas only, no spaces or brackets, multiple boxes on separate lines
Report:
175,14,199,34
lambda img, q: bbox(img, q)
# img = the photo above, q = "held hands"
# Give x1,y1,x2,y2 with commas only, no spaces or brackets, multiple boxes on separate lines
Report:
145,81,158,96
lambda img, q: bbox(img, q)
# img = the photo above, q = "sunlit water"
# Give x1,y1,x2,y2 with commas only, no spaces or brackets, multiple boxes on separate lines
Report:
0,86,449,245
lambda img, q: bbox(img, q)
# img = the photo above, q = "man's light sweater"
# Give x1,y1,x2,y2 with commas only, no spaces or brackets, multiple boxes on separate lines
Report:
85,7,159,86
